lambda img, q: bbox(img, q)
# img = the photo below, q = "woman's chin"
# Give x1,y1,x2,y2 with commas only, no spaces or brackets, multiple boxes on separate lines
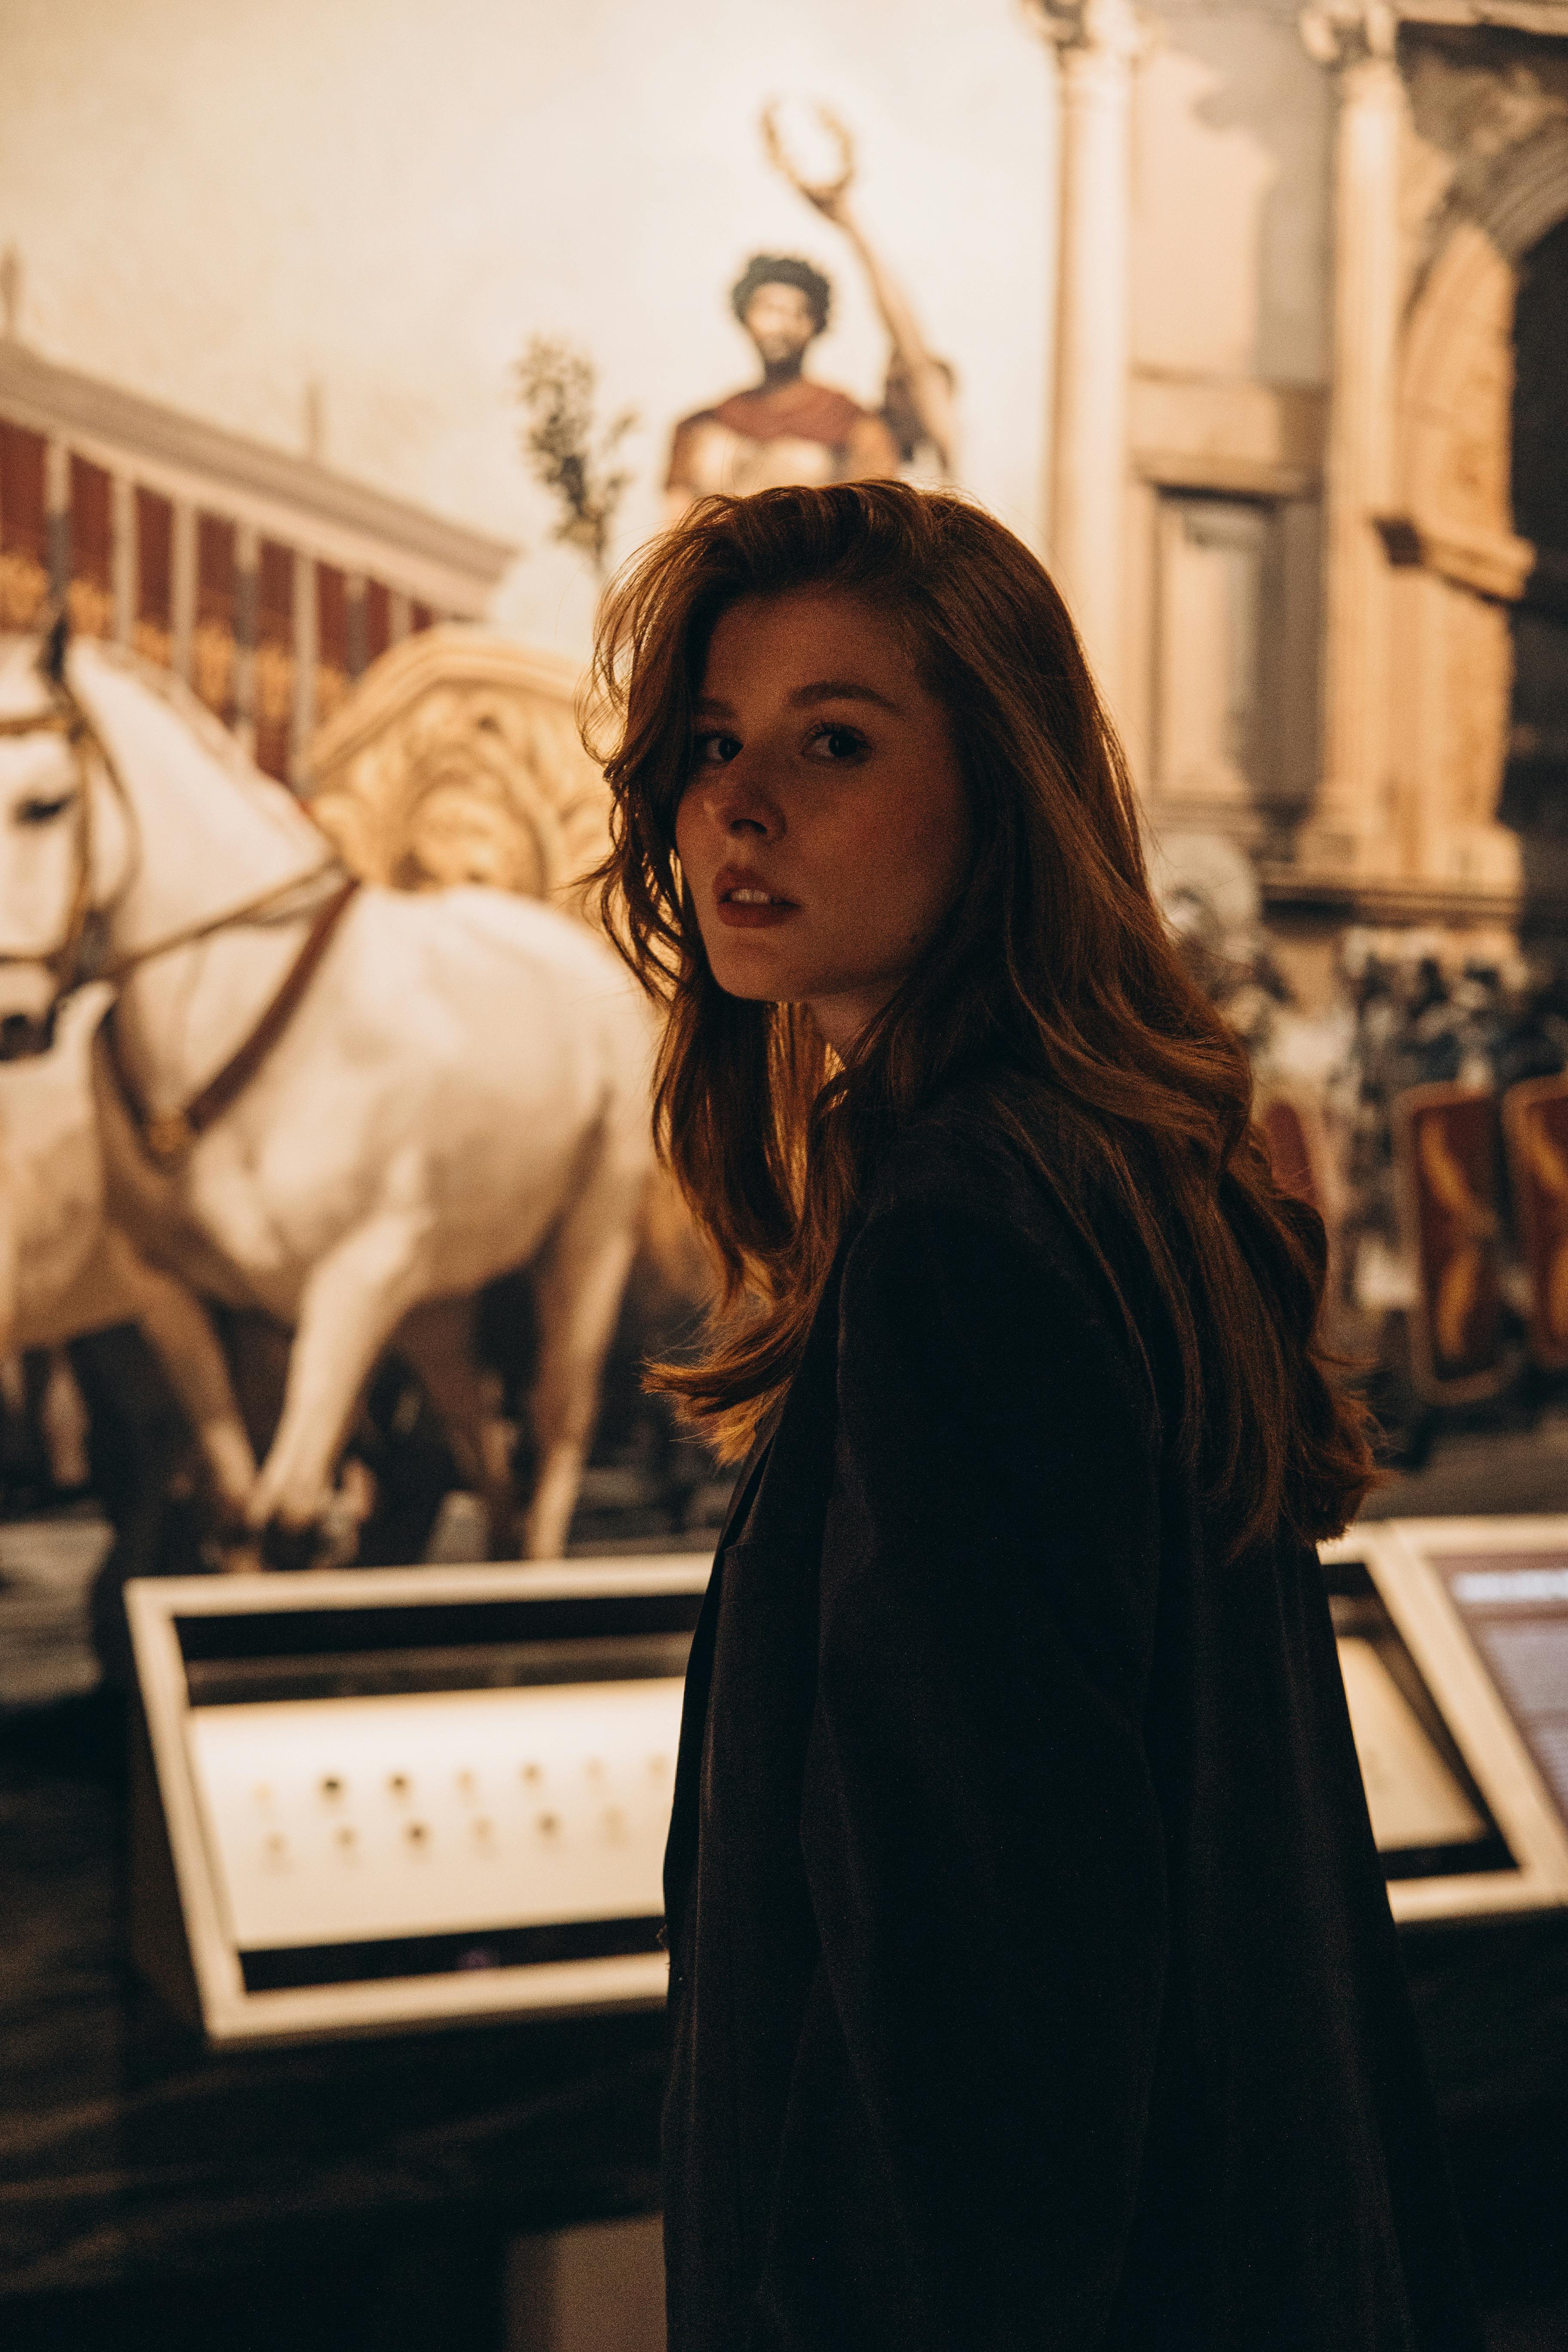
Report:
704,941,808,1002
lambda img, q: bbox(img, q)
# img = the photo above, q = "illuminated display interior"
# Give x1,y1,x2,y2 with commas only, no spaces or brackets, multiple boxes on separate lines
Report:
187,1679,683,1951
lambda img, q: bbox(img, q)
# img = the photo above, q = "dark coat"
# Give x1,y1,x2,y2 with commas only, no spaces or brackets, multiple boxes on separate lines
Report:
662,1078,1481,2351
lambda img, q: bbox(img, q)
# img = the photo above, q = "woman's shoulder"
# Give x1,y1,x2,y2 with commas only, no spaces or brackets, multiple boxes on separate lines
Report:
864,1067,1073,1222
841,1068,1161,1418
854,1067,1120,1299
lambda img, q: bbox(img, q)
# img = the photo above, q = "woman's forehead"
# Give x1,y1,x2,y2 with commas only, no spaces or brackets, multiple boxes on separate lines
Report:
700,590,914,691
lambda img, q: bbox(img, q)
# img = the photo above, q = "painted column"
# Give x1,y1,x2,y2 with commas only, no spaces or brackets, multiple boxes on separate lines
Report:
292,548,317,788
1298,0,1405,876
44,439,69,605
346,570,368,679
1034,0,1142,708
171,499,196,684
111,473,136,648
234,522,258,760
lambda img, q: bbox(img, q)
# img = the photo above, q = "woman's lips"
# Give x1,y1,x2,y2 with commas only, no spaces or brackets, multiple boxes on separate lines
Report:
714,875,799,930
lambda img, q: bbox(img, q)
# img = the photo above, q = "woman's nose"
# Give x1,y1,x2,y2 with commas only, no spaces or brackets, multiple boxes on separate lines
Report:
701,763,780,839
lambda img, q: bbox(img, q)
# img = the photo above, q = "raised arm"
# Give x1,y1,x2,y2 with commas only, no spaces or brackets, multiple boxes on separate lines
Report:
763,102,957,474
826,199,956,474
753,1196,1168,2346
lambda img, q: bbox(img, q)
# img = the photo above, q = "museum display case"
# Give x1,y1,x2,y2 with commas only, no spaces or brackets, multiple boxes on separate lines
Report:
1326,1519,1568,1918
125,1557,708,2045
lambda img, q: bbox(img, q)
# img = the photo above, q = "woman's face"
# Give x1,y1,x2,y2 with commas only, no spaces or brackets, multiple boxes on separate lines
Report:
674,589,970,1057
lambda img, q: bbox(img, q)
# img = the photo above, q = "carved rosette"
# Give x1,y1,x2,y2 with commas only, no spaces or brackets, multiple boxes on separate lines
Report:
303,628,612,923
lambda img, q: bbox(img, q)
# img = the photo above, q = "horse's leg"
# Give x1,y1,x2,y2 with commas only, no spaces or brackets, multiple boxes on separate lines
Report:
97,1229,258,1527
37,1350,92,1491
248,1210,432,1547
395,1296,518,1559
524,1147,646,1561
68,1322,205,1683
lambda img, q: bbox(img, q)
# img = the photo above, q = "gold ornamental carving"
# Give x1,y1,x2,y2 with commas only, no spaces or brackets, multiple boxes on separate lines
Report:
303,626,612,922
0,548,47,631
191,618,236,719
254,640,295,735
315,660,350,730
133,619,173,671
67,578,113,640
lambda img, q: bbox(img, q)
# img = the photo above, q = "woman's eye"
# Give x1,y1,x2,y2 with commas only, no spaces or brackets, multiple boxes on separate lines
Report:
803,724,868,764
691,732,740,769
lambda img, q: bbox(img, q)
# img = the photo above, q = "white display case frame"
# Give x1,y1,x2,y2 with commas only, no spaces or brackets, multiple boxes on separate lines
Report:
126,1520,1568,2046
125,1556,710,2047
1324,1519,1568,1923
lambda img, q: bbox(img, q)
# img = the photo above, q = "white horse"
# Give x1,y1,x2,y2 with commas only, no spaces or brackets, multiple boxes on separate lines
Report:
0,627,653,1562
0,977,259,1517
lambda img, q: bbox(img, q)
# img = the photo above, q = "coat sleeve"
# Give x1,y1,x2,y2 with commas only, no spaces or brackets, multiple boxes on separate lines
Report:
750,1197,1172,2350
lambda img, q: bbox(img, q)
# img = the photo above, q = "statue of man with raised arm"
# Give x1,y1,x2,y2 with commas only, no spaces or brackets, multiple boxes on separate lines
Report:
665,108,956,522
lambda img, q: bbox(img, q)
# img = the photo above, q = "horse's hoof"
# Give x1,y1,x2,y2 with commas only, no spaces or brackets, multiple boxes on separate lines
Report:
259,1521,328,1574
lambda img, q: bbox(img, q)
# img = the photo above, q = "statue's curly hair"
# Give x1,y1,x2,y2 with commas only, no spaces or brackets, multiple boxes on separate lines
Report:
729,254,831,334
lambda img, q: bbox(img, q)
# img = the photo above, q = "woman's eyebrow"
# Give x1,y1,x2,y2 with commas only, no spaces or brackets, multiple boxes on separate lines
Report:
788,680,903,714
692,681,904,720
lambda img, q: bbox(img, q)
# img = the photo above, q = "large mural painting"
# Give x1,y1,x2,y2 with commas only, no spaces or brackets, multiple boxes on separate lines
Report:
0,0,1042,1660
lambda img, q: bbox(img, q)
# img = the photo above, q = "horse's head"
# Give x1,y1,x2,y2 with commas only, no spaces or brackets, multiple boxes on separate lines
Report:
0,620,132,1050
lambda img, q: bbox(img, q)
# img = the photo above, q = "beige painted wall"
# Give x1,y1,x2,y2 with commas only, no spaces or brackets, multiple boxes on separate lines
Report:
0,0,1054,655
1135,0,1330,386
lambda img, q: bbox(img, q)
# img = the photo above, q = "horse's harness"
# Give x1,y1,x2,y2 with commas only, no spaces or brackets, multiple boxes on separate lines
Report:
0,664,360,1167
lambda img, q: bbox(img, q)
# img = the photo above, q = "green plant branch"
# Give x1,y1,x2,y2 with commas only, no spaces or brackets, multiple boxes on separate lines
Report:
514,337,638,580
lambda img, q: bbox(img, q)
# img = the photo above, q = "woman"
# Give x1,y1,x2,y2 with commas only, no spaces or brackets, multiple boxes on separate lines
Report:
588,482,1479,2349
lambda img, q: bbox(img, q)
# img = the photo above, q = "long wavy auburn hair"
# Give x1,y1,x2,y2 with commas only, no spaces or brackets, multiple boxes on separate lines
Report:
585,481,1376,1559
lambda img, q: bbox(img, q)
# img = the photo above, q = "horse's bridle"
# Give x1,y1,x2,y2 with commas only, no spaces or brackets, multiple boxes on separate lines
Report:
0,658,341,1059
0,675,110,1041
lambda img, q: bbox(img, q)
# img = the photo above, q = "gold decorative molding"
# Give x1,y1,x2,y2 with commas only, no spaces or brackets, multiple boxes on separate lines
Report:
303,626,612,920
